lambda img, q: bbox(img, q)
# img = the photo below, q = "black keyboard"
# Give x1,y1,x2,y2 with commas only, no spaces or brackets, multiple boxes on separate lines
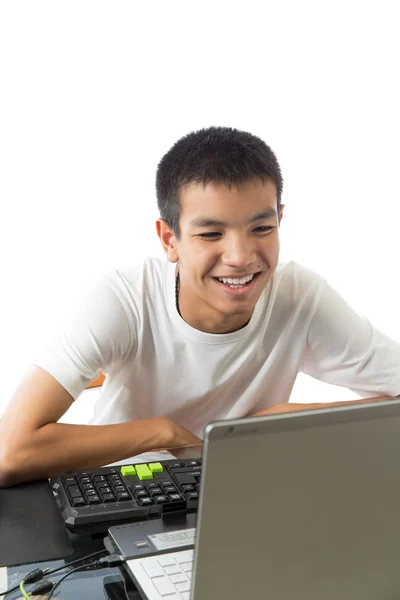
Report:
50,458,202,534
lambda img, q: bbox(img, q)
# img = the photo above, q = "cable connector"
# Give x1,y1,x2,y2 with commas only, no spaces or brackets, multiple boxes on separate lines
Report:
30,580,56,595
23,567,50,584
91,554,125,569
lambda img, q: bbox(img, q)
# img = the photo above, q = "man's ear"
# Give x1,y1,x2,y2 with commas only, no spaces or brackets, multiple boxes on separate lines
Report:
156,219,179,263
279,204,285,224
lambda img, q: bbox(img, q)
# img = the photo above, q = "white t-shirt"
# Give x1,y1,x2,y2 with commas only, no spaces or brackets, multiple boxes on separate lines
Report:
34,258,400,438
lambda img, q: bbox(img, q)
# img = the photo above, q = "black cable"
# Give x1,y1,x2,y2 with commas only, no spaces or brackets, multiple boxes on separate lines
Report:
46,548,108,577
47,554,124,599
121,573,131,600
47,565,87,599
0,548,107,597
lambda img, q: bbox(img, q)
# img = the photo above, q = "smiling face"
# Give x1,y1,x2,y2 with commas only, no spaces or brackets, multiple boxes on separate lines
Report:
156,177,284,334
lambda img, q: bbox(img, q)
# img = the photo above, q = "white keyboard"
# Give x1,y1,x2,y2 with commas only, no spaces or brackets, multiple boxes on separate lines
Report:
127,549,194,600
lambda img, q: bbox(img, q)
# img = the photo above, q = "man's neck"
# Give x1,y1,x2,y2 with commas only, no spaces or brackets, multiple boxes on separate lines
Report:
176,272,252,334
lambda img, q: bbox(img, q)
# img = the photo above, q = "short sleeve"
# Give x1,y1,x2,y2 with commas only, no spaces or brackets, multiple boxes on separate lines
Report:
33,274,136,399
301,279,400,397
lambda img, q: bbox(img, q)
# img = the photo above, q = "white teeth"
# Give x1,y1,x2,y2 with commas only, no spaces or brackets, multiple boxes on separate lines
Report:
218,274,254,285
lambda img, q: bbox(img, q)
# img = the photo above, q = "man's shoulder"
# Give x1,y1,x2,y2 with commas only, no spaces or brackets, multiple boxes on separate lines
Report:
274,260,325,286
271,260,326,309
102,256,168,291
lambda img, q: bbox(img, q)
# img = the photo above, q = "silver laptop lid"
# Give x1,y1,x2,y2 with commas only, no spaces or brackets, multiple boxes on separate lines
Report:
191,399,400,600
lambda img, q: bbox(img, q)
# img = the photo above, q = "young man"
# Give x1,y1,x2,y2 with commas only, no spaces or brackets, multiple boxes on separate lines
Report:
1,126,399,487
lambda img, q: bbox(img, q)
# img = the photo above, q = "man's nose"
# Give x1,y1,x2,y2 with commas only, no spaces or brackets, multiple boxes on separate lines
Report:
222,234,256,268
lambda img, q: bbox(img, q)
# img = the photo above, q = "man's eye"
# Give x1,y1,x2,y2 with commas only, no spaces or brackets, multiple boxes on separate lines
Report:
253,226,274,234
198,232,221,239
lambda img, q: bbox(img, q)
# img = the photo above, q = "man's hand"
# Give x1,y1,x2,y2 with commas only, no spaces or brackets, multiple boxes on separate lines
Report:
160,418,202,450
250,395,395,418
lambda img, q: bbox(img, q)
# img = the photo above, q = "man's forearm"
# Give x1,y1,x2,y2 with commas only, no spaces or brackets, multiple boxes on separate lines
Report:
0,417,171,487
251,395,394,417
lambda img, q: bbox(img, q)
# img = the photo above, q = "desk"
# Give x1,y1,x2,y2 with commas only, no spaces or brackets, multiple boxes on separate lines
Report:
4,530,138,600
2,446,202,600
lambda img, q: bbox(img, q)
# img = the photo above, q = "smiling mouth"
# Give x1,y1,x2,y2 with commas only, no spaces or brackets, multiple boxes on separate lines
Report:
214,272,261,289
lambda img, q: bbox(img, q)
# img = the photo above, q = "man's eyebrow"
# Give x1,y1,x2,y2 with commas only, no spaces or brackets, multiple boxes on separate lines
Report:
248,209,277,223
189,208,277,229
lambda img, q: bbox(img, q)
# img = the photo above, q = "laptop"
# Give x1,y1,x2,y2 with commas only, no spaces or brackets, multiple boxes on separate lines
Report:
109,399,400,600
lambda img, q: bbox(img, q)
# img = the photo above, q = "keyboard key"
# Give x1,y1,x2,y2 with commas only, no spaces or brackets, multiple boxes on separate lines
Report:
152,576,176,595
170,573,188,584
121,465,136,476
157,555,177,567
87,495,101,505
112,485,126,494
176,581,191,593
164,564,182,575
136,464,153,480
149,488,162,497
81,483,95,492
134,490,148,499
141,558,158,568
154,495,168,504
71,496,86,507
174,474,197,486
63,475,77,485
181,484,194,492
143,563,164,578
175,551,194,564
182,562,193,573
137,497,152,506
185,492,199,501
168,493,182,502
97,485,112,494
163,486,176,495
182,593,190,600
148,462,163,473
101,493,116,503
93,475,107,484
67,485,82,498
116,491,131,501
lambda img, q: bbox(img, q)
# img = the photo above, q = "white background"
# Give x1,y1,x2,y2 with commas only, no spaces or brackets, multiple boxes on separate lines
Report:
1,1,399,422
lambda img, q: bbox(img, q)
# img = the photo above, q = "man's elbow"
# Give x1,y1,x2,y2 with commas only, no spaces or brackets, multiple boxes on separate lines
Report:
0,445,28,488
0,460,19,488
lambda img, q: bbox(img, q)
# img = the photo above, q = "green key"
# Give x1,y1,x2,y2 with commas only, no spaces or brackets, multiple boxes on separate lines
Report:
136,464,153,480
121,465,136,476
148,462,163,473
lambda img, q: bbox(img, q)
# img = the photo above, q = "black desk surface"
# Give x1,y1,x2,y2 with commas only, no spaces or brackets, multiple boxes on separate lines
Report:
2,446,202,600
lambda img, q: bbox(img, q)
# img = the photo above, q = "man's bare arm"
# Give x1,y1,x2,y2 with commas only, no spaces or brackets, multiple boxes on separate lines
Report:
251,395,395,417
0,366,201,487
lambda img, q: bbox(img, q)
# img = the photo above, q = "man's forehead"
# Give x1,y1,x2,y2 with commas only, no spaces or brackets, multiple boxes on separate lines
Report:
179,179,278,224
180,177,277,197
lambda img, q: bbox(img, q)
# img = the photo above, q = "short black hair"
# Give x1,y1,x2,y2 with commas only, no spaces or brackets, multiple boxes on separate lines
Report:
156,126,283,239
